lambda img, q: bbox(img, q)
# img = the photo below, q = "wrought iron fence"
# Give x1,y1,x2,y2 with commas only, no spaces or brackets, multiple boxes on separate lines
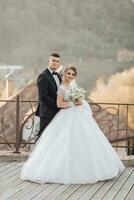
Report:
0,95,134,155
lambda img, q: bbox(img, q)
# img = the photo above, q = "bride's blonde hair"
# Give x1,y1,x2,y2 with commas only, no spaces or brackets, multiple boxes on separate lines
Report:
63,65,77,76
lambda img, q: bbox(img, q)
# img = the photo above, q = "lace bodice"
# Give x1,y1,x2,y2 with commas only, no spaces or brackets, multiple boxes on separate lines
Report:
57,84,73,101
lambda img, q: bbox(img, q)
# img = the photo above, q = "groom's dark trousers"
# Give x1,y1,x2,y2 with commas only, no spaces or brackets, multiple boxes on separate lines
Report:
35,68,61,140
38,116,55,138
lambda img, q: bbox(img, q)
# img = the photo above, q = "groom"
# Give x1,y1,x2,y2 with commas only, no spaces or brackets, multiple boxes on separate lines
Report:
35,53,62,140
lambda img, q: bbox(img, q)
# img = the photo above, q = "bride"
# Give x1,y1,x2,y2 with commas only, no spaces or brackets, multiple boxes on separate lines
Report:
20,65,125,184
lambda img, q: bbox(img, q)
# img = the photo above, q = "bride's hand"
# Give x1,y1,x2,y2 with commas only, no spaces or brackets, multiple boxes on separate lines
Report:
75,100,82,106
62,101,71,108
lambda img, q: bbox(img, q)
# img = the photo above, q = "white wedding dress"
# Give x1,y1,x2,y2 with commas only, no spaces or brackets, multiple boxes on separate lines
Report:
20,84,125,184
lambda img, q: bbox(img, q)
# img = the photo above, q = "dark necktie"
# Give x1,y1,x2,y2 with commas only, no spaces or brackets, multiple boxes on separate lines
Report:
52,71,58,75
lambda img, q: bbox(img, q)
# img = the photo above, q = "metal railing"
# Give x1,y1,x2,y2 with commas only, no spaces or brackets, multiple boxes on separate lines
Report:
0,95,134,155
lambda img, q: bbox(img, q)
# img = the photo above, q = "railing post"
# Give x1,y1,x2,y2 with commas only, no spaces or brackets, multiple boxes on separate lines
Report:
14,95,21,153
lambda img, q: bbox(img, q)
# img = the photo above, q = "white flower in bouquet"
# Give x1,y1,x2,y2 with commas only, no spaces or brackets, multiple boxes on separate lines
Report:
67,87,86,103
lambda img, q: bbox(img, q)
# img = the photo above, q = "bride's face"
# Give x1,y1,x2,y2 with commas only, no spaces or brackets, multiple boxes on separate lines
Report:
65,69,76,82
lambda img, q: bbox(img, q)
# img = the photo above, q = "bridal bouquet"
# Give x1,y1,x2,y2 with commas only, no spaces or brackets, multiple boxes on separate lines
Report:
67,87,86,103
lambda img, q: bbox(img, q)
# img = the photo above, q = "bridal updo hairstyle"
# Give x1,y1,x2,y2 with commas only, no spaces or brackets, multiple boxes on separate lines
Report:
64,65,77,76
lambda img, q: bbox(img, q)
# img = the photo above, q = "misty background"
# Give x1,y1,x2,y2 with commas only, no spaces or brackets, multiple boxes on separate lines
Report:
0,0,134,94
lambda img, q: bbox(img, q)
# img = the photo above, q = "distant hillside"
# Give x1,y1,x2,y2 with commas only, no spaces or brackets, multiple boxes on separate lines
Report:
0,0,134,67
0,0,134,92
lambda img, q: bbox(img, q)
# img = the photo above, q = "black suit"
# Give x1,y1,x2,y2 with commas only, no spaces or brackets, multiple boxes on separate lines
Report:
35,68,62,139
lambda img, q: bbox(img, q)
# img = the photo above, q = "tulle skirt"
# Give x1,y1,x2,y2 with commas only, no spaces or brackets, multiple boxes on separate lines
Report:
20,101,125,184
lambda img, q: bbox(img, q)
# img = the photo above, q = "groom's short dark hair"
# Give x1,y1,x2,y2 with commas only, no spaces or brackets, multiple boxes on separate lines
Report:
50,53,60,58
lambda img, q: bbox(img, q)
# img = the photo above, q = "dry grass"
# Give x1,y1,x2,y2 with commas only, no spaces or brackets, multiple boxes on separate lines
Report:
89,67,134,128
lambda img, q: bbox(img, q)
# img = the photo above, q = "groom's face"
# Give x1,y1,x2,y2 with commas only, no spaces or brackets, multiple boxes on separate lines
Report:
48,56,61,70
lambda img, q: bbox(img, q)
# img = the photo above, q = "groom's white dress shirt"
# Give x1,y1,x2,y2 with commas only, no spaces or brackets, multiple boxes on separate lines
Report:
47,67,60,88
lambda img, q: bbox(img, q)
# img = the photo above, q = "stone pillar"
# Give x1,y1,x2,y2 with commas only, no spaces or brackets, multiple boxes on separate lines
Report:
0,81,3,97
5,74,14,99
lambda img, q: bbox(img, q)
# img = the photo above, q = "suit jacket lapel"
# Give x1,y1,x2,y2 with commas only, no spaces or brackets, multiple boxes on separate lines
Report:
57,73,62,83
46,68,58,90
